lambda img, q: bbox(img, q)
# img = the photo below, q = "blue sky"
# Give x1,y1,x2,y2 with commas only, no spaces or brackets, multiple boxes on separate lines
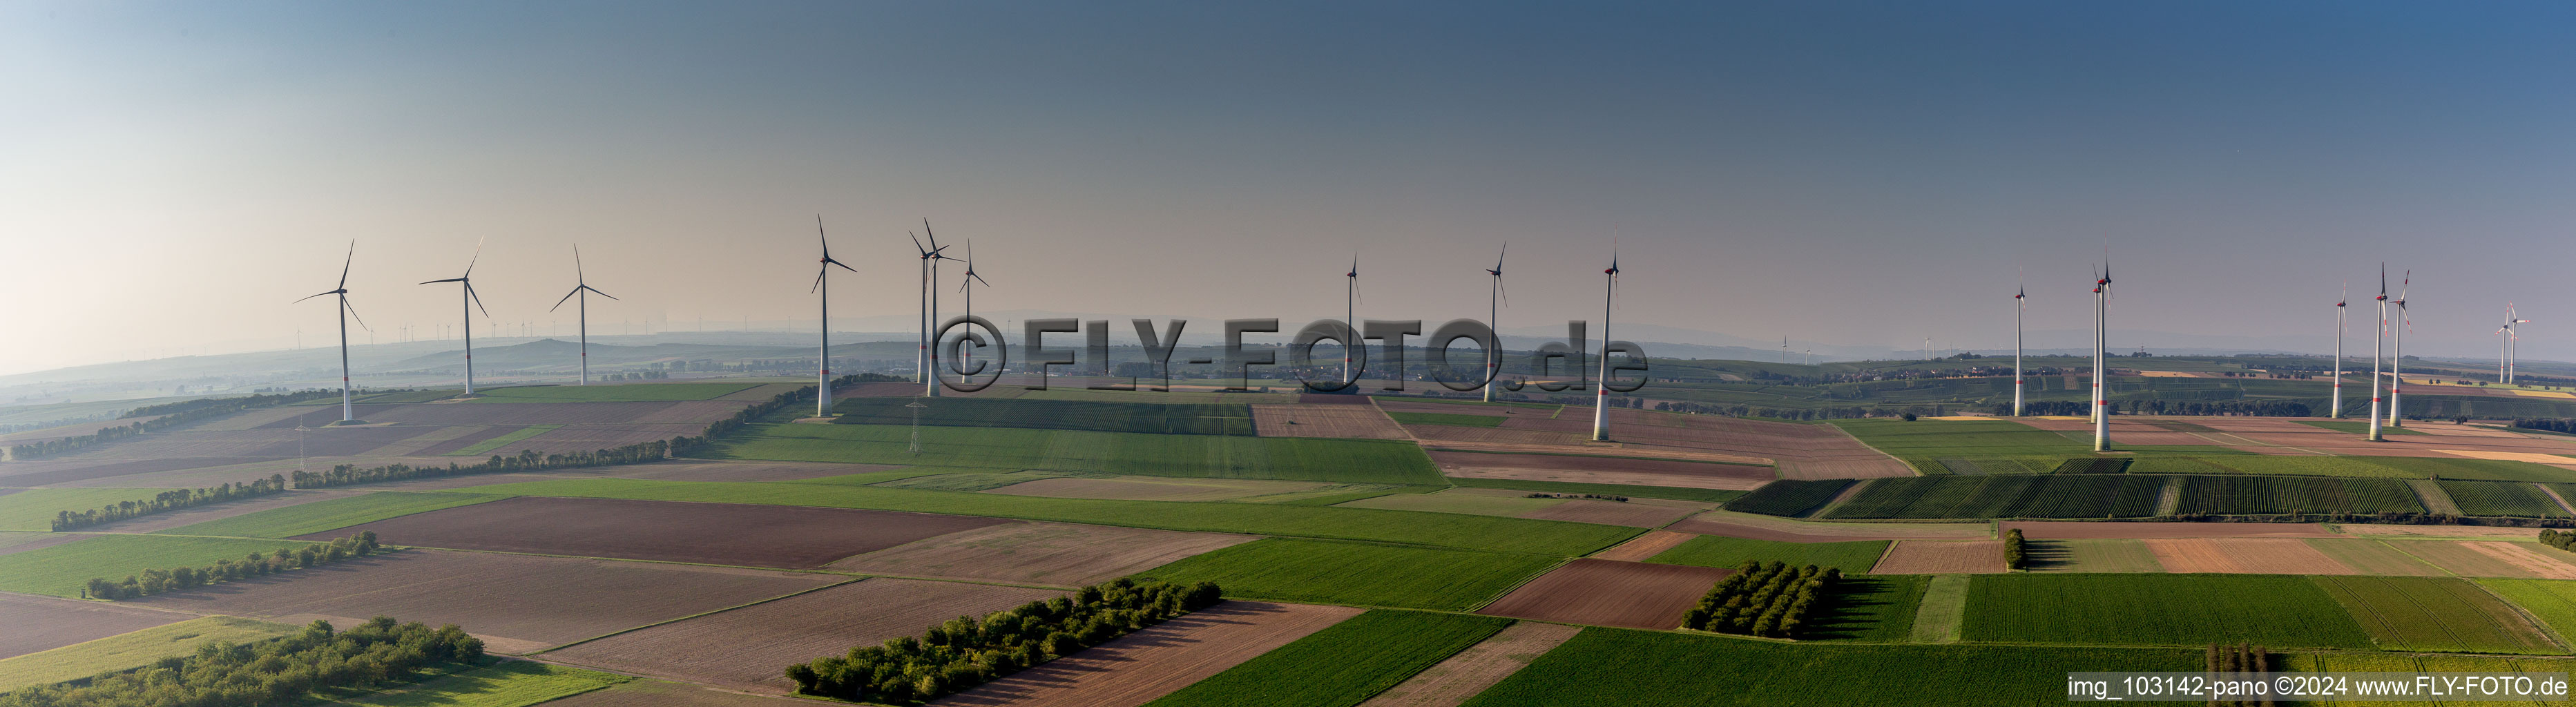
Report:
3,1,2570,374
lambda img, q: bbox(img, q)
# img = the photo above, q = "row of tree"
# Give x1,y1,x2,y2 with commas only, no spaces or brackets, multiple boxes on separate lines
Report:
1682,561,1837,638
2205,642,2276,707
669,373,895,454
786,579,1224,703
2003,527,2026,570
2515,418,2576,435
8,390,339,460
51,475,289,531
292,443,668,489
0,617,482,707
86,532,381,600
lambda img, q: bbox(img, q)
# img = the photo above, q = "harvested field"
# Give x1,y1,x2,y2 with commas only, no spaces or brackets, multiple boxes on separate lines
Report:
2001,521,2337,539
131,550,840,654
1477,559,1731,630
933,601,1363,707
2396,541,2576,579
1608,411,1914,479
607,461,898,483
541,679,811,706
1869,540,2008,574
1590,530,1696,561
0,593,187,659
2142,539,2357,575
982,476,1339,502
2024,539,2165,573
1667,510,1991,542
545,578,1061,693
297,496,1012,569
1372,400,1518,416
2334,523,2547,540
2303,539,2450,576
829,521,1255,585
1357,621,1581,707
1518,499,1698,527
1647,536,1889,575
1250,404,1407,439
1430,449,1771,491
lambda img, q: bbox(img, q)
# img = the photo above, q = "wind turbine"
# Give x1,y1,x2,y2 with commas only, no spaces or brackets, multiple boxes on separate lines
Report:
2390,272,2408,427
912,222,952,397
957,240,990,374
2368,265,2387,442
294,241,368,423
1780,336,1790,365
2090,259,2111,452
1484,244,1506,402
1592,249,1620,442
2498,304,2530,385
814,217,857,416
2012,274,2025,417
548,245,617,385
2332,282,2347,418
419,239,491,395
1345,253,1361,389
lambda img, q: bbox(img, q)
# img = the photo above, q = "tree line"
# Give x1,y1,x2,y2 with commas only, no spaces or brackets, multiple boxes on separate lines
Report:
52,475,289,531
669,373,896,454
8,389,339,460
786,579,1223,703
0,617,482,707
1682,561,1837,638
2516,418,2576,435
86,532,381,600
2205,642,2275,707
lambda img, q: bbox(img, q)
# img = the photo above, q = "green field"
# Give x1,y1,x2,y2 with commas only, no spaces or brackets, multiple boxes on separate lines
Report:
0,534,316,597
2130,454,2576,482
334,659,629,707
2438,481,2572,517
2478,579,2576,646
1645,536,1889,575
0,616,298,690
1722,479,1852,516
0,487,183,531
464,382,758,403
696,422,1442,485
2314,576,2565,654
2171,476,2426,515
1131,539,1559,611
831,396,1255,435
444,478,1637,556
1385,411,1506,427
1460,628,2204,706
1445,476,1744,503
1960,574,2373,648
1822,475,2164,519
1911,574,1970,643
1804,574,1929,642
2298,420,2426,436
1142,610,1510,707
1334,490,1564,516
444,425,564,456
865,470,1074,492
155,492,508,538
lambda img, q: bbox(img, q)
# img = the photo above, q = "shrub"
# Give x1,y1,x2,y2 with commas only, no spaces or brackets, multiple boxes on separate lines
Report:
1682,561,1836,638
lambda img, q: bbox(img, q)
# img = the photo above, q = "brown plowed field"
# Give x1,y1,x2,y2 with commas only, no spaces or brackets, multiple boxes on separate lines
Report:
1249,405,1407,439
537,680,809,706
932,601,1363,707
1590,530,1698,561
608,461,896,483
1477,559,1730,630
0,593,189,659
2334,524,2544,540
1374,400,1511,416
131,550,838,654
2453,541,2576,579
0,416,173,444
831,522,1255,585
545,578,1062,693
1430,450,1773,491
1667,513,1990,542
1300,394,1376,405
1519,500,1699,527
2002,521,2338,539
1357,621,1580,707
0,456,291,487
296,496,1011,569
2142,539,2357,574
1601,411,1913,479
1869,540,2007,574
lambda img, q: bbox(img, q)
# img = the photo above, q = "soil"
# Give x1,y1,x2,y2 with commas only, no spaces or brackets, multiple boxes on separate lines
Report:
1517,500,1698,528
2141,539,2357,574
1869,540,2008,574
1590,530,1698,561
1430,450,1774,491
1356,621,1581,707
931,601,1363,707
294,496,1012,569
1477,559,1731,630
830,521,1256,585
545,578,1063,693
0,593,189,660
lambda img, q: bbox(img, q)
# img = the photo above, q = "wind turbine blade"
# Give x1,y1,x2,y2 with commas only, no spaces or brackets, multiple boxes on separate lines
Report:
824,256,857,273
464,237,485,278
584,285,618,300
810,269,827,293
910,231,927,256
467,282,490,318
921,218,939,250
420,278,465,284
970,271,989,287
1497,242,1506,271
1497,278,1508,307
816,215,830,258
343,298,372,332
550,288,581,312
338,240,355,289
573,244,586,284
294,290,340,303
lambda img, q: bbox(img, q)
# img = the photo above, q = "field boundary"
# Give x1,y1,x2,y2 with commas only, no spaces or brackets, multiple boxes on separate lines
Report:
1465,556,1577,614
528,577,865,655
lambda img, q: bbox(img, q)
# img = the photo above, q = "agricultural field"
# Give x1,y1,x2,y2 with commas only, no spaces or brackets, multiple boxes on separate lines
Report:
2439,480,2573,517
2141,538,2356,574
1478,559,1732,630
1335,487,1567,517
2000,520,2336,539
2313,575,2564,654
2171,475,2425,515
2392,541,2576,579
1519,498,1703,527
1386,411,1506,427
0,593,189,659
2477,579,2576,643
2021,539,2166,572
1821,474,2164,519
697,421,1442,484
1722,478,1852,516
1460,628,2203,706
445,425,564,456
1249,404,1409,439
1445,476,1743,503
982,475,1397,503
1803,574,1929,642
0,615,296,690
543,579,1060,693
439,477,1638,556
868,469,1074,492
1430,449,1774,492
155,492,508,538
832,396,1256,435
1869,540,2008,574
302,496,1012,568
1959,574,2373,648
333,659,631,707
0,486,183,531
937,601,1363,707
2303,539,2450,576
828,521,1256,585
1135,539,1560,611
1644,536,1889,575
0,534,307,597
1356,621,1582,707
464,382,760,403
1143,610,1510,707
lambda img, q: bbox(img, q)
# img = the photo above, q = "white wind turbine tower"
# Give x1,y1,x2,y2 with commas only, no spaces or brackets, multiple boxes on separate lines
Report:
419,239,492,395
813,217,857,416
1592,249,1621,442
2012,274,2025,417
2090,259,2112,451
293,241,368,423
1345,253,1361,389
548,245,617,385
2390,273,2409,427
957,240,990,373
2332,283,2347,418
2498,304,2530,385
911,222,954,397
2367,265,2388,442
1484,244,1506,402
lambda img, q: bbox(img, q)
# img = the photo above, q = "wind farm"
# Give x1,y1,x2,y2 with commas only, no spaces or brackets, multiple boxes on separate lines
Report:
10,3,2576,706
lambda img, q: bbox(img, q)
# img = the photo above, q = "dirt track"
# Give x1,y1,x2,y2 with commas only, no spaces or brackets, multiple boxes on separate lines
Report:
932,601,1362,707
1478,559,1729,630
546,578,1062,693
1357,621,1580,707
298,496,1011,569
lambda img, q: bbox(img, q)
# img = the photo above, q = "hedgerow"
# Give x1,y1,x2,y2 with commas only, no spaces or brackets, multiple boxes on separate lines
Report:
786,578,1221,703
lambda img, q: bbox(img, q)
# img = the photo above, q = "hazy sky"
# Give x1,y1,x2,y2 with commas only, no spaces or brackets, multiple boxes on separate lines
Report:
5,1,2572,376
